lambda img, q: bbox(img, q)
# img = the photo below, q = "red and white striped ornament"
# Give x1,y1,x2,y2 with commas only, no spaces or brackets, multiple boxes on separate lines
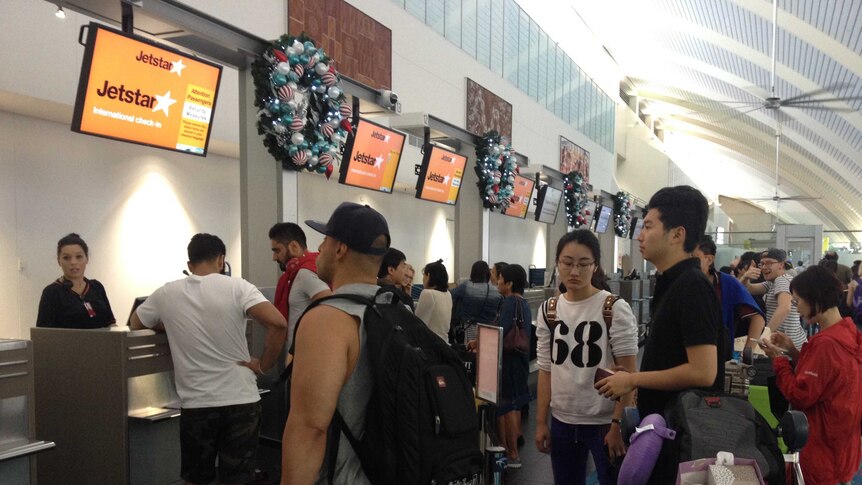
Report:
318,153,332,167
277,85,293,101
488,193,499,204
292,150,308,165
321,72,337,87
321,123,334,138
290,118,305,132
293,64,304,77
339,103,352,118
493,170,502,180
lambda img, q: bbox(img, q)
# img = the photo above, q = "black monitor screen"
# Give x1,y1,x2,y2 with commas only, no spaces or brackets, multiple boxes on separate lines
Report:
594,205,613,233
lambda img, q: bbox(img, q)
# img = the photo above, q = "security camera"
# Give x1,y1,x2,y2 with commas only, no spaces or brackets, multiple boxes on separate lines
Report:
376,89,401,113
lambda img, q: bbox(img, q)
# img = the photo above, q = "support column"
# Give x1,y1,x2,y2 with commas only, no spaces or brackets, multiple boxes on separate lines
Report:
454,155,484,280
239,67,283,286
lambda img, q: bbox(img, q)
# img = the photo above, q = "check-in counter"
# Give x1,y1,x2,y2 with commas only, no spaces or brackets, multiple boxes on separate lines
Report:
31,327,181,485
0,339,55,485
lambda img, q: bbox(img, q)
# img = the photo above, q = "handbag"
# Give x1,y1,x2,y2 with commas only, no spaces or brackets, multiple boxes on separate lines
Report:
677,452,765,485
503,296,529,353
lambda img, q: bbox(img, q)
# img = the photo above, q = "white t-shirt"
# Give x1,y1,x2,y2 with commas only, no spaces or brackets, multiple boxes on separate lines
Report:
287,268,330,349
536,290,639,425
415,289,453,342
136,273,268,409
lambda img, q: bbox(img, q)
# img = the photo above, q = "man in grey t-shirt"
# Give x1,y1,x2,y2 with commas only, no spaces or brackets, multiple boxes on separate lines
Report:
741,248,808,350
281,202,390,485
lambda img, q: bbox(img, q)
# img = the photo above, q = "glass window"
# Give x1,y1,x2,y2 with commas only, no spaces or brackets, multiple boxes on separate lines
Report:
503,0,519,86
462,0,478,59
445,0,462,47
405,0,425,22
427,0,445,36
518,8,530,92
489,0,503,75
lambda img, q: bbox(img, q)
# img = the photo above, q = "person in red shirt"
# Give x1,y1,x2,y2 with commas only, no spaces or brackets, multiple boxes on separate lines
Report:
762,265,862,485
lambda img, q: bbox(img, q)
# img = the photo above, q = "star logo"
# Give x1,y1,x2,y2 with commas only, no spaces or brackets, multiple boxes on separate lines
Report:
374,156,384,169
442,174,451,185
152,91,177,116
384,134,390,142
170,59,186,76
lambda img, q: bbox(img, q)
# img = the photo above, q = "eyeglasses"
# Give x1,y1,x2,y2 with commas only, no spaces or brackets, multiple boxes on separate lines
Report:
558,260,595,273
791,297,799,306
758,260,781,268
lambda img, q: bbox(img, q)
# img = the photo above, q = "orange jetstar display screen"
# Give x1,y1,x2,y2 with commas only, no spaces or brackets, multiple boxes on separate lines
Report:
504,175,536,219
415,145,468,205
339,118,405,193
71,23,222,156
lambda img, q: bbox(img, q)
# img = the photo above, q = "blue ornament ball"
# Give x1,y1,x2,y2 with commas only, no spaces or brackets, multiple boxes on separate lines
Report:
316,165,327,174
272,73,288,86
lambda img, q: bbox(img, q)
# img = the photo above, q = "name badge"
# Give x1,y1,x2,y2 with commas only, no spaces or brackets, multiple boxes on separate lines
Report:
83,302,96,318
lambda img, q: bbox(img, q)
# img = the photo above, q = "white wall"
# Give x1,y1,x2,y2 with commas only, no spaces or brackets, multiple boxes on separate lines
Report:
0,111,241,339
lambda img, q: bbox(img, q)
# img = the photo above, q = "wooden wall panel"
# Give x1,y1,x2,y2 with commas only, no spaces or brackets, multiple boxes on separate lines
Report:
289,0,392,89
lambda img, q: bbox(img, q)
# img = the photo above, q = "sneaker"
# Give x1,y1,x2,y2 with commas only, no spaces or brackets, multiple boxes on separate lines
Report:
507,458,522,469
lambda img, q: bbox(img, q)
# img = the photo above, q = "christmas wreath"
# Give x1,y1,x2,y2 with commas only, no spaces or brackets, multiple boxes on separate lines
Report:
475,131,518,210
252,34,353,178
563,171,590,228
613,191,633,237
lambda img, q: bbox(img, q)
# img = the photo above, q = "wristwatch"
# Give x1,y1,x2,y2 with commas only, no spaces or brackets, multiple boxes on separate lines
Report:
610,418,622,425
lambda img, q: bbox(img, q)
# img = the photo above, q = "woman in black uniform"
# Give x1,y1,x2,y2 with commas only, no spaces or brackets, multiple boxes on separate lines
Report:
36,233,115,328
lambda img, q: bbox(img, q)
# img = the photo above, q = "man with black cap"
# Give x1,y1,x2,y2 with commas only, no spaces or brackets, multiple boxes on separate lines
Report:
741,248,808,351
281,202,390,485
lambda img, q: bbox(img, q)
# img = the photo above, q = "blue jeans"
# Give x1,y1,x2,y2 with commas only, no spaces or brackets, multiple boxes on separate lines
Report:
550,417,614,485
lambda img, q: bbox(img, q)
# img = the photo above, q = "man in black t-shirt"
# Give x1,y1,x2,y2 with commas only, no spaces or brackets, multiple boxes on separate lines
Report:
595,185,724,484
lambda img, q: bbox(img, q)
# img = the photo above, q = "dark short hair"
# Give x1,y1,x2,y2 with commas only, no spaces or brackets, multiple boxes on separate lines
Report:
423,260,449,291
646,185,708,252
469,261,491,283
824,251,839,261
790,265,843,318
499,264,527,295
493,262,508,275
818,259,838,274
188,233,226,265
719,266,733,274
57,233,88,257
378,247,406,279
269,222,307,248
555,229,610,291
696,234,717,256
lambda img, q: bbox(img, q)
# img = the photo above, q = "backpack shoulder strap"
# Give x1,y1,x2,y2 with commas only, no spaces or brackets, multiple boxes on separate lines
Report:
545,296,558,328
602,294,621,329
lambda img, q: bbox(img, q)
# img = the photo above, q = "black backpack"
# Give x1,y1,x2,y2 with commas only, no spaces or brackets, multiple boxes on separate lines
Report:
664,390,785,484
299,288,483,485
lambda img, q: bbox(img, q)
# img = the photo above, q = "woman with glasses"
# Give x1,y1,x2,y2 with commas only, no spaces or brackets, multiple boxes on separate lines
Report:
534,230,638,485
741,248,808,351
761,265,862,485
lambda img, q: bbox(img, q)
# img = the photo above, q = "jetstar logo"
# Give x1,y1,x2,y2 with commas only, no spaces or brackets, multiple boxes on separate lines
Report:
135,50,187,76
427,172,451,185
95,81,176,116
441,154,454,163
370,130,391,142
354,152,384,169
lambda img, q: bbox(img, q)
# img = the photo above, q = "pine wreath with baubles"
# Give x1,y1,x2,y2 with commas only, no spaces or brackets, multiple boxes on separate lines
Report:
252,33,353,178
475,131,519,210
613,191,633,237
563,171,590,228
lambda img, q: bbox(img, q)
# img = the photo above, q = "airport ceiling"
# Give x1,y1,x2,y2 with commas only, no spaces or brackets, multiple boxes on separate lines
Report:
564,0,862,241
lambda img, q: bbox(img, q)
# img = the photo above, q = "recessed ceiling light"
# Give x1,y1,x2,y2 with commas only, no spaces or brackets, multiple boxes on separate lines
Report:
55,5,66,19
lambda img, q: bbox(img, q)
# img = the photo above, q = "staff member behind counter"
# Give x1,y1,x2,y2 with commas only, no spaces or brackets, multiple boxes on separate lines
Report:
36,233,116,328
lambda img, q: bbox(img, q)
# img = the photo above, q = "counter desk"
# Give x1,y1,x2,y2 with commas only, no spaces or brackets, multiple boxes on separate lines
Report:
30,321,274,485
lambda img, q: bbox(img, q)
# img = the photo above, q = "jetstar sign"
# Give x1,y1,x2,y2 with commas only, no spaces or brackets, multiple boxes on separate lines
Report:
72,23,222,156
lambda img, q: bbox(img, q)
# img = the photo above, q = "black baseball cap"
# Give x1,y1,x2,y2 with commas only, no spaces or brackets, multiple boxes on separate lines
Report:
305,202,391,255
761,248,787,262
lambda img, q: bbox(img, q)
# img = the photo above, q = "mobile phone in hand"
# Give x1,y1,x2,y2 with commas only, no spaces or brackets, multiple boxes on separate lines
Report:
594,367,615,384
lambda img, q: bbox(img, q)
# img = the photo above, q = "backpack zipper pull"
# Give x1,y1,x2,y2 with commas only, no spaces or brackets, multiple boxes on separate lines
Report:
435,415,441,435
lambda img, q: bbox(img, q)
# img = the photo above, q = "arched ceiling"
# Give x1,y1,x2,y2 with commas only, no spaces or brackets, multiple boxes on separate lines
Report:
564,0,862,241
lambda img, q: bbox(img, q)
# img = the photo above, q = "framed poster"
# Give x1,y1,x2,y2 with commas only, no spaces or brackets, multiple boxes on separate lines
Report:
560,136,590,184
466,78,513,140
476,323,503,404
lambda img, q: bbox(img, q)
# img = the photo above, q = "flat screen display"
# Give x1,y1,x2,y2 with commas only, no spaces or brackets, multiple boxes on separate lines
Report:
595,205,613,233
71,23,222,156
535,185,563,224
415,145,468,205
583,200,598,230
630,217,644,240
503,175,536,219
476,323,503,404
339,118,406,193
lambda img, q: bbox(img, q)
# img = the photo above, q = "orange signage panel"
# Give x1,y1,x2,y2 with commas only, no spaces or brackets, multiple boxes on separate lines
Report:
416,146,468,205
339,118,406,193
504,175,536,219
71,23,222,156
